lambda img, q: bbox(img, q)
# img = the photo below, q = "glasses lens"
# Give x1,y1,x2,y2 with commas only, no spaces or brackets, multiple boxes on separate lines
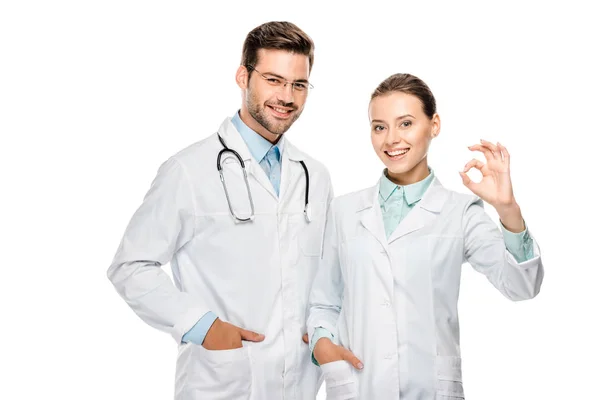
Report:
293,82,309,91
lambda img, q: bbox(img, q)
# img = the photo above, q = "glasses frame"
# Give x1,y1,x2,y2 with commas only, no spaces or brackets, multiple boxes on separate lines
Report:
246,65,314,93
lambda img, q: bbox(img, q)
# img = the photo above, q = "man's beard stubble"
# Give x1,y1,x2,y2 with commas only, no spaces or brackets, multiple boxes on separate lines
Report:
247,89,301,137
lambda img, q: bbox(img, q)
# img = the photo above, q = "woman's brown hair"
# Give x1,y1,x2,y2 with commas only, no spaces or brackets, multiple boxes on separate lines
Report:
371,73,437,119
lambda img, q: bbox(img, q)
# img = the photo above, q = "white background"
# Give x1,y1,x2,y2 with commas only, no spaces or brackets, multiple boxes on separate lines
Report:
1,1,598,399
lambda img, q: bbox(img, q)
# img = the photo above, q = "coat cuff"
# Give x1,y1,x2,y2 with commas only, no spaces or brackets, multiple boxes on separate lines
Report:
171,307,212,344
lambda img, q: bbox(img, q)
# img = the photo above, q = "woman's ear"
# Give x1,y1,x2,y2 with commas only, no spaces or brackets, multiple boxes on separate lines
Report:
431,113,441,138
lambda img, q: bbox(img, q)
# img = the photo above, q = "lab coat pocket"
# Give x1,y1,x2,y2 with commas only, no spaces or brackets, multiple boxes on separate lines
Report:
176,343,252,400
320,360,359,400
299,201,327,257
435,356,465,399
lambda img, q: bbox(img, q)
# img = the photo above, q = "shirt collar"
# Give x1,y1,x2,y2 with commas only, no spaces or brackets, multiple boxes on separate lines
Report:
379,168,435,205
231,110,283,163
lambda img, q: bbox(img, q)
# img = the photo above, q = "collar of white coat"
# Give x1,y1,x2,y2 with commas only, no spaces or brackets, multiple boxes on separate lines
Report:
357,174,449,214
217,117,308,162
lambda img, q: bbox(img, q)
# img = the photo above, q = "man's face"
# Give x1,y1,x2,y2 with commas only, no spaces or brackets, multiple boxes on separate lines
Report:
238,49,311,141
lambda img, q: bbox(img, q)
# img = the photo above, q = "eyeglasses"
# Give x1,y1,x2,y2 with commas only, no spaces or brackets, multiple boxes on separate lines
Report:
246,65,314,93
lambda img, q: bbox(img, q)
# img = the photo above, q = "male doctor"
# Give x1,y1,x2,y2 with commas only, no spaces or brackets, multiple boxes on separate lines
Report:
108,21,332,399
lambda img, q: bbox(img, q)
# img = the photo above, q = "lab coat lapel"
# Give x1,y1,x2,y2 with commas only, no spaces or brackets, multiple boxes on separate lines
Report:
279,139,307,205
219,118,278,202
357,184,389,253
387,177,449,245
248,161,279,202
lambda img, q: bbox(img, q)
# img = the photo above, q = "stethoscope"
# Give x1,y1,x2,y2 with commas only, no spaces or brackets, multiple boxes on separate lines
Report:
217,134,312,223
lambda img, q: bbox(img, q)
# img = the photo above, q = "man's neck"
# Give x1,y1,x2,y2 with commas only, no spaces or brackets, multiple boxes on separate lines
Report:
239,108,281,145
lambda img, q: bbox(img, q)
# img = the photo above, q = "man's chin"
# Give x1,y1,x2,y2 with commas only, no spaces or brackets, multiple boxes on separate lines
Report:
263,120,292,137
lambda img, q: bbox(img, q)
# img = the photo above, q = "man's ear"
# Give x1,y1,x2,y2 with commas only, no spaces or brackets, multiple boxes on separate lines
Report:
236,65,249,89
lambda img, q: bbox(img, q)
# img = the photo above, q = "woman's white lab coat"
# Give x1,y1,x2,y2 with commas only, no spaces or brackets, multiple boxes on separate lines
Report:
108,118,332,399
308,177,543,399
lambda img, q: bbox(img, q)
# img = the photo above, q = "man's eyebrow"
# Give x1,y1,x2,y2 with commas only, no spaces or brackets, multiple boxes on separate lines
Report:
263,72,308,83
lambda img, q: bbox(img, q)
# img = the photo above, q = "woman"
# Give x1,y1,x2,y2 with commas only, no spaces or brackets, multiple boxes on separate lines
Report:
307,73,543,399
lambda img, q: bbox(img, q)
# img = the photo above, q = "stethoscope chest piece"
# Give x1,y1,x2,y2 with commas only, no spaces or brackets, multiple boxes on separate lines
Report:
304,203,312,223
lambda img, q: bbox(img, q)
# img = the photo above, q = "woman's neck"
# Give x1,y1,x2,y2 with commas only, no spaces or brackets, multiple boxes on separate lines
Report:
386,159,429,186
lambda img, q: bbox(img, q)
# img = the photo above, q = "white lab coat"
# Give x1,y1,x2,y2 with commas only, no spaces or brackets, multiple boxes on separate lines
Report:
307,177,543,399
108,117,332,399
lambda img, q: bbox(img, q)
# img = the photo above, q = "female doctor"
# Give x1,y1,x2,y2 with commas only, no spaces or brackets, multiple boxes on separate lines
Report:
307,73,544,399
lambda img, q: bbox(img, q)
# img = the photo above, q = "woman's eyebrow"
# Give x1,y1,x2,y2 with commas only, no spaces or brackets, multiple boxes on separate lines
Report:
371,114,415,124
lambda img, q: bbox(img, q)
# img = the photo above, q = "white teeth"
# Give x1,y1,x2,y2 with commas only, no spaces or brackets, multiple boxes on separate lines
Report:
272,107,289,113
387,149,409,156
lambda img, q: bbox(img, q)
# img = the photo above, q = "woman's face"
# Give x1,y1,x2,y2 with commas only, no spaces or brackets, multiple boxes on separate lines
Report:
369,91,440,184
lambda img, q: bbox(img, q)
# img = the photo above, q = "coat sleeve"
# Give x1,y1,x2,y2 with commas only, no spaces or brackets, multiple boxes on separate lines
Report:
462,197,544,301
107,157,209,343
307,198,344,344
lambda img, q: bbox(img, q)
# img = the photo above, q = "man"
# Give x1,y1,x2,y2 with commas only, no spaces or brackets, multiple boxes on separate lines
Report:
108,21,332,399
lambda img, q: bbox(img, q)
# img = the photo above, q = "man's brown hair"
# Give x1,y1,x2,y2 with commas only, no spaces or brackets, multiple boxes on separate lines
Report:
241,21,314,75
